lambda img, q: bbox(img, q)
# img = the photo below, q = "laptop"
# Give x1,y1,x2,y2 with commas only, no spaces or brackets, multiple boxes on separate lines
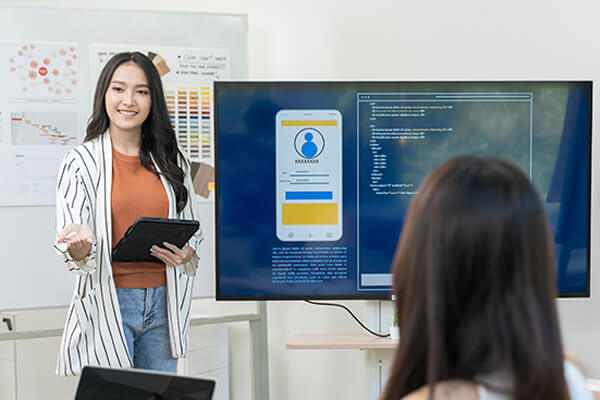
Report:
75,366,215,400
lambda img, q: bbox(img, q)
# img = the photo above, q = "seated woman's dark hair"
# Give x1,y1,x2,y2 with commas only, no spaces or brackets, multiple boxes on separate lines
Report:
382,156,569,400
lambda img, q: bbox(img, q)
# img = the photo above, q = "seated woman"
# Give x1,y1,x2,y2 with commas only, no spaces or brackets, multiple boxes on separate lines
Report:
381,156,593,400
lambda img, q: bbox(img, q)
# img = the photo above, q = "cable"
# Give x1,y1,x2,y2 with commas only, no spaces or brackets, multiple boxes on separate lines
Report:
304,299,390,338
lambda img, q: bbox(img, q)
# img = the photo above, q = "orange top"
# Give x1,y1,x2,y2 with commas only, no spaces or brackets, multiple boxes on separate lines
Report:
111,147,169,288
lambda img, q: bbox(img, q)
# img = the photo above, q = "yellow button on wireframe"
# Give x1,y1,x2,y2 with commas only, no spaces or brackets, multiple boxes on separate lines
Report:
281,120,338,127
282,203,338,225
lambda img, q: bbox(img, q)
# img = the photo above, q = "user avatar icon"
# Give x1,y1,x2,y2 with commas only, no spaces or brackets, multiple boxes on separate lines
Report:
294,128,325,159
301,132,318,158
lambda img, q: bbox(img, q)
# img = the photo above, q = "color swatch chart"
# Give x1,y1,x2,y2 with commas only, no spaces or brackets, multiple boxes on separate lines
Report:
165,85,212,160
10,111,78,146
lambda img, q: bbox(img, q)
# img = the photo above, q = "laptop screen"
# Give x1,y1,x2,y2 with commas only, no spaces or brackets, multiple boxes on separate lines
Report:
75,366,215,400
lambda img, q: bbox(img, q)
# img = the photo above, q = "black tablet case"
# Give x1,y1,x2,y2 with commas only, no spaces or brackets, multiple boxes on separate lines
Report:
112,217,199,263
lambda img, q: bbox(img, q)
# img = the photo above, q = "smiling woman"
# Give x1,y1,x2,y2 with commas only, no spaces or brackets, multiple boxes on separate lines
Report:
52,52,203,377
103,62,152,146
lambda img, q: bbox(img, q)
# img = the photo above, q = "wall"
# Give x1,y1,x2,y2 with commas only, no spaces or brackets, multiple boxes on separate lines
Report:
3,0,600,399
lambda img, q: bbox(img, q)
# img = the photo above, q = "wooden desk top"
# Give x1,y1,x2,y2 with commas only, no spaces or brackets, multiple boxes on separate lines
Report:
286,333,399,350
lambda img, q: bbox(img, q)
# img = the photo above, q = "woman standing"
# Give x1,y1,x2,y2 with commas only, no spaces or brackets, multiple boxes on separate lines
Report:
53,52,202,375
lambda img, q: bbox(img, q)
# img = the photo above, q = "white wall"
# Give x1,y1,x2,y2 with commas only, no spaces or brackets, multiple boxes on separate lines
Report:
4,0,600,399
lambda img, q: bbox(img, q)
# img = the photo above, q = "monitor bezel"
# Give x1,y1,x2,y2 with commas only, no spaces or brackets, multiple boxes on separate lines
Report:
214,80,592,300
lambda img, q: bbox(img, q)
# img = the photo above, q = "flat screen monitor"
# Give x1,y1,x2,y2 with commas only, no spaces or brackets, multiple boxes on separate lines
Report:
75,366,215,400
215,81,591,300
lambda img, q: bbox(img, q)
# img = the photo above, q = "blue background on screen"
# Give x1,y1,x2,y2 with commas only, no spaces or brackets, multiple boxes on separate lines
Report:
216,82,590,299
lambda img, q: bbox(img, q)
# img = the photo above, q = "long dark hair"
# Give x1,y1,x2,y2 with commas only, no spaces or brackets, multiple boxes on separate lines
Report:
85,51,188,213
382,156,569,400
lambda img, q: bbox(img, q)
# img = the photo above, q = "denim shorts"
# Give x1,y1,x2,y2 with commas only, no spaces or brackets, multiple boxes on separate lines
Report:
116,286,177,373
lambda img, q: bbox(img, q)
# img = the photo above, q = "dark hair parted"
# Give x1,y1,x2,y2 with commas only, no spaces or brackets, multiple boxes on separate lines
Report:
85,51,188,213
382,156,569,400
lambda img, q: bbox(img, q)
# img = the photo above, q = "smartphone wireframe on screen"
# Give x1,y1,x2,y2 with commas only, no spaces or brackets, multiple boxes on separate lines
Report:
275,109,343,241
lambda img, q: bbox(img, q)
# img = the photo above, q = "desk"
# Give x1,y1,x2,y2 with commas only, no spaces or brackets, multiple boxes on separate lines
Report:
287,333,396,399
286,333,397,350
0,303,270,400
288,333,600,400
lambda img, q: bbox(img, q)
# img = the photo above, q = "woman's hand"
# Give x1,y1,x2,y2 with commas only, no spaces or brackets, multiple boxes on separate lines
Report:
150,243,196,267
58,224,94,261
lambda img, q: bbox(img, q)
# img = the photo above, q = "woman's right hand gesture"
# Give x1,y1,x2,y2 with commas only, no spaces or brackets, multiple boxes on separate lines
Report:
58,224,95,261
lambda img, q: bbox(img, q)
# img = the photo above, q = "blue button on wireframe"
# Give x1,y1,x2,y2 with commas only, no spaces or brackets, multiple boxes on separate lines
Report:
285,191,333,200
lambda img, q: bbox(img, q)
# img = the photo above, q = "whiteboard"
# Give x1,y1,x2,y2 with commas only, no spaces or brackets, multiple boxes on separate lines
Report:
0,6,248,310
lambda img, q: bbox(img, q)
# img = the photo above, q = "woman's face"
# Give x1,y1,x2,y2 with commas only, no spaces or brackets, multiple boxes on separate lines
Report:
104,61,152,137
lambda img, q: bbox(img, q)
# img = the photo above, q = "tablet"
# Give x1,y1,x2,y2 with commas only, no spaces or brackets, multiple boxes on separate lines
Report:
112,217,199,263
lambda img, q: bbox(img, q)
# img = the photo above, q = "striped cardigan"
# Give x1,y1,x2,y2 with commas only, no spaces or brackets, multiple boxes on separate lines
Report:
53,132,203,376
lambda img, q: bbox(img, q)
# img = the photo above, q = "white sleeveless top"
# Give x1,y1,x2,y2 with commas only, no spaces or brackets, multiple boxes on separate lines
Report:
478,361,593,400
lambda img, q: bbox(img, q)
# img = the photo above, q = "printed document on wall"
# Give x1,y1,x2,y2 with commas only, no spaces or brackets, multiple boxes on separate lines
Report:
0,40,81,206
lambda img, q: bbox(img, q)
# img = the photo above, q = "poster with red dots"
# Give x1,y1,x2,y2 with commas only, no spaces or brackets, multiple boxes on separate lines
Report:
7,41,79,101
